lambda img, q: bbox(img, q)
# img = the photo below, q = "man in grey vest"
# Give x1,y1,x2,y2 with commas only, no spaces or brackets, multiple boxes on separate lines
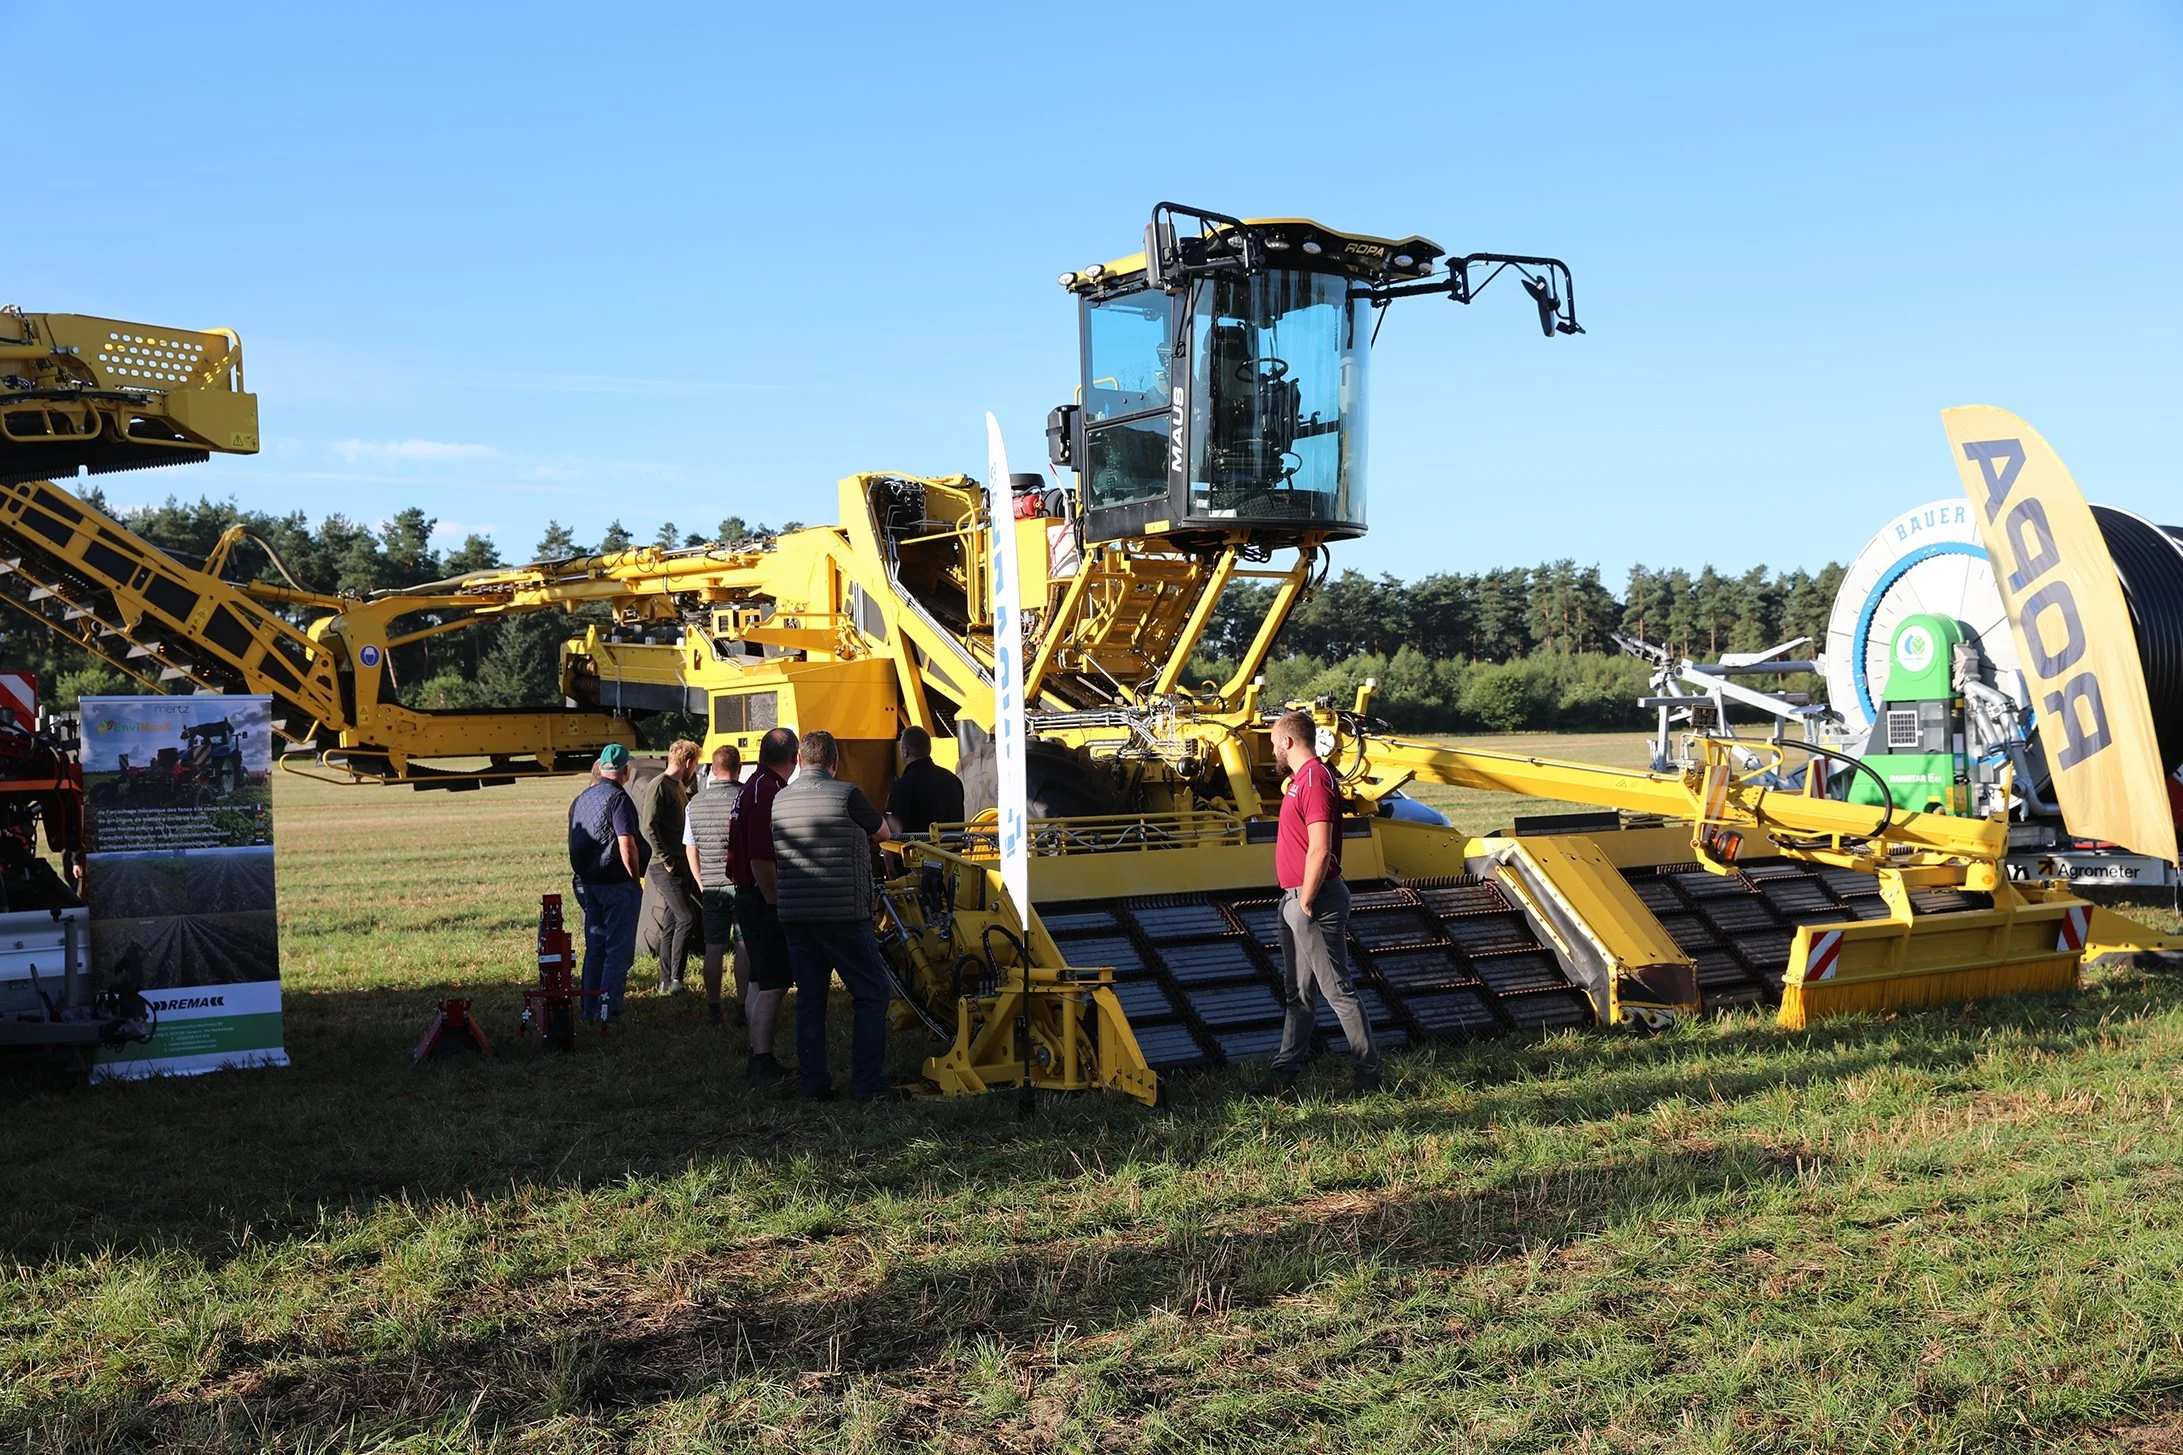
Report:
681,743,744,1028
770,729,894,1101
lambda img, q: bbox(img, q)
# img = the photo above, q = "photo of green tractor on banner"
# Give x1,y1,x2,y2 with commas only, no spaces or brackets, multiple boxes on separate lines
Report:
79,696,285,1081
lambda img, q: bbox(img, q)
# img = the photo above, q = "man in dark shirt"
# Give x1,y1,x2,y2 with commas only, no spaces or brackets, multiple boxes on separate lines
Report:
640,738,702,995
884,724,966,838
728,727,798,1083
772,729,895,1101
568,743,647,1026
1248,709,1380,1098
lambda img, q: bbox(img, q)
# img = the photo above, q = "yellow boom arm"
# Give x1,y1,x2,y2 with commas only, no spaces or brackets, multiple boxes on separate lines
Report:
1361,733,2010,872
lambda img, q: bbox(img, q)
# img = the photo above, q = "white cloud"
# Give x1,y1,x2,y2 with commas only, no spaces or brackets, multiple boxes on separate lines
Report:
331,439,499,464
524,456,687,485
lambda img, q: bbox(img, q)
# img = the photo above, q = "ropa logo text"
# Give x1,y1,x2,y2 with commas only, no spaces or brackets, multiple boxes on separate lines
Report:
1965,438,2109,770
1168,387,1186,475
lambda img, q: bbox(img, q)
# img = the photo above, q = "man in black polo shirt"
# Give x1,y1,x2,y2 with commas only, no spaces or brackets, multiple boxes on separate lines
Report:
883,725,965,838
729,727,798,1084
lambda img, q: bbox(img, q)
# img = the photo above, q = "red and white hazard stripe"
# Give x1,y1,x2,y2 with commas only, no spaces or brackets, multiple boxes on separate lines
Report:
0,672,36,731
1805,929,1843,982
2056,904,2091,954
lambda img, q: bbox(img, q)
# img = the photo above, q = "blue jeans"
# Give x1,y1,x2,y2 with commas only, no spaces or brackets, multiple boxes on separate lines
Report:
783,919,891,1099
574,878,643,1022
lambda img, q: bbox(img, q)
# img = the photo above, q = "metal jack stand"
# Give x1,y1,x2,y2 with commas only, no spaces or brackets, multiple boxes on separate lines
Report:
413,998,492,1062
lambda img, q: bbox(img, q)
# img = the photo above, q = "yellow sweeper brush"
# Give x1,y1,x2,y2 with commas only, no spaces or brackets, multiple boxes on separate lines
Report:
1777,885,2095,1031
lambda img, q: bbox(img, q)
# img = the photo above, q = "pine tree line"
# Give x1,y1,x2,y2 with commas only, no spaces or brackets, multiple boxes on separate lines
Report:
1202,560,1847,666
1193,560,1847,733
8,494,1844,736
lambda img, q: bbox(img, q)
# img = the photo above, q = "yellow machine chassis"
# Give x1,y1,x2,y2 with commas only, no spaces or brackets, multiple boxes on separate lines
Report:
884,841,1157,1105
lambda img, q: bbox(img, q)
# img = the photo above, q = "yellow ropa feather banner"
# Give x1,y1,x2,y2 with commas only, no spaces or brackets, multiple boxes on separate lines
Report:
1942,405,2179,864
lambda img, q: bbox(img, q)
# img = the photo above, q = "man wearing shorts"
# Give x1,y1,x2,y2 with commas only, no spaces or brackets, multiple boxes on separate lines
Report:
727,726,798,1084
683,743,745,1026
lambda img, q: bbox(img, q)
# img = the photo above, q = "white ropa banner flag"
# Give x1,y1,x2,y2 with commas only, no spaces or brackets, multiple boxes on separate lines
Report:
985,413,1031,920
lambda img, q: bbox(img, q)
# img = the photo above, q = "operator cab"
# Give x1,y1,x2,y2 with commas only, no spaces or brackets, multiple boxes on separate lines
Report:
1049,208,1440,548
1048,205,1579,548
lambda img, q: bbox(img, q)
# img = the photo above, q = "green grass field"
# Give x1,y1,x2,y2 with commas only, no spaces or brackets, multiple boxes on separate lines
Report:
5,740,2183,1452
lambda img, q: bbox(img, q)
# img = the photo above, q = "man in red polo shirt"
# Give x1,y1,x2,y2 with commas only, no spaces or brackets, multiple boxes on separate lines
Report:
727,726,798,1085
1248,708,1381,1098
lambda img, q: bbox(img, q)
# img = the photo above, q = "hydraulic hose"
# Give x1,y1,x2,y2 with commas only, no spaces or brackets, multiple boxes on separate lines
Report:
1759,738,1896,849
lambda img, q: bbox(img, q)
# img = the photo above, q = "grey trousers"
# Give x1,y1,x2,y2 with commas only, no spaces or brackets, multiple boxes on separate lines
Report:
645,862,700,990
1270,879,1379,1075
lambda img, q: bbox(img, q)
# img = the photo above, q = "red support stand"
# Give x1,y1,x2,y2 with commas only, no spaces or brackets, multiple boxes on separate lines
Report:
413,997,493,1063
520,893,599,1049
412,896,599,1067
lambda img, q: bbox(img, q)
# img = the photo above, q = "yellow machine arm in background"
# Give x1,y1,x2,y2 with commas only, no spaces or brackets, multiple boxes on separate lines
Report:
0,311,258,484
0,312,638,784
0,475,635,784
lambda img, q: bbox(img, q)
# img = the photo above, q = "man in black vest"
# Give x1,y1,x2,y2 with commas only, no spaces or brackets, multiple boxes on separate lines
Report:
568,743,646,1025
770,730,894,1100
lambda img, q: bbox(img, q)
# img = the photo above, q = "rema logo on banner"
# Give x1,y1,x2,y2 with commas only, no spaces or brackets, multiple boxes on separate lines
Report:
1943,406,2178,864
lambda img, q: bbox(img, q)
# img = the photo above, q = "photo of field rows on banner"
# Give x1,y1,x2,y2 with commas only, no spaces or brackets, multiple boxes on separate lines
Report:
86,848,280,990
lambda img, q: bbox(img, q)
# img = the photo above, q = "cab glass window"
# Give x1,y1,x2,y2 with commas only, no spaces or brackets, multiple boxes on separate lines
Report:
1186,270,1368,527
1082,415,1168,510
1084,289,1172,422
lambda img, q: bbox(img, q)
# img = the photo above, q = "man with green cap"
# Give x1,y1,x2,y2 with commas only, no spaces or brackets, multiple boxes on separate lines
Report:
568,742,647,1024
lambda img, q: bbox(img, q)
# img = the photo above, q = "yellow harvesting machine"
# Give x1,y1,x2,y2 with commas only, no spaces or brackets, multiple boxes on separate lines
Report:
3,205,2176,1106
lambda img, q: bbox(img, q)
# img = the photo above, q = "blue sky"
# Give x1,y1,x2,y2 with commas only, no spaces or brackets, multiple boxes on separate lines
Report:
15,2,2180,582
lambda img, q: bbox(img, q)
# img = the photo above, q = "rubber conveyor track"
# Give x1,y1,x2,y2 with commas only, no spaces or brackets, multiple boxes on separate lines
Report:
1047,859,1993,1072
1041,878,1596,1072
0,481,328,744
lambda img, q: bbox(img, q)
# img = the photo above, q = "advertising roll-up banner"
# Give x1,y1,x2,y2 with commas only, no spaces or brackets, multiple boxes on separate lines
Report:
79,696,287,1081
986,412,1030,920
1942,406,2181,865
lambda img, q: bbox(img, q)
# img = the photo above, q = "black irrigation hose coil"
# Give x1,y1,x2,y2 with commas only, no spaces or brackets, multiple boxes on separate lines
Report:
2090,507,2183,776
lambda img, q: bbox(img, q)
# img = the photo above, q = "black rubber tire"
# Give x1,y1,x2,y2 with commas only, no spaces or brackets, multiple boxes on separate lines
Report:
956,726,1125,820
